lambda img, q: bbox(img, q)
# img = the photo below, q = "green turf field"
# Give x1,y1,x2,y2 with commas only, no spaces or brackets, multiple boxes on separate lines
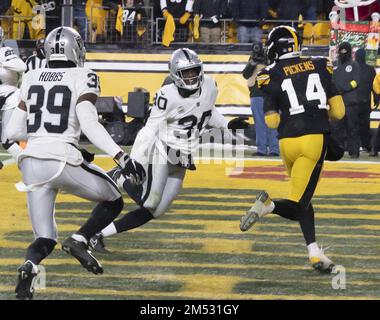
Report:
0,150,380,300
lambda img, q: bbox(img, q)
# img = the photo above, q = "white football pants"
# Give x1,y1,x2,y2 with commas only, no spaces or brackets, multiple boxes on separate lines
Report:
20,157,121,241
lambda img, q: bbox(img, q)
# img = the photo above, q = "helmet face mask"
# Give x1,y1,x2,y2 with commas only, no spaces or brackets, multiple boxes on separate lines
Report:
169,48,204,91
265,26,300,63
45,27,86,67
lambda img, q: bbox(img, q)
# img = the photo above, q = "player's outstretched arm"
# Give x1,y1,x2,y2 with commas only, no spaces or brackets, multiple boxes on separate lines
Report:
0,49,27,73
76,93,145,185
6,101,27,141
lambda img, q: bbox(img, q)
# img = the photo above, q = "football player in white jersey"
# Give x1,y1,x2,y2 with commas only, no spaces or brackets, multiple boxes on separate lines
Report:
90,48,249,251
6,27,145,299
0,26,27,161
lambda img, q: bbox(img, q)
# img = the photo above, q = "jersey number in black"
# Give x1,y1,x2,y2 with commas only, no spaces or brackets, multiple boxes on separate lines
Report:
27,85,72,134
177,110,212,139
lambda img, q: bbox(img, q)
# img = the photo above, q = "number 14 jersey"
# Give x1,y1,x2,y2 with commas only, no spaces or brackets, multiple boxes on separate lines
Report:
257,56,339,139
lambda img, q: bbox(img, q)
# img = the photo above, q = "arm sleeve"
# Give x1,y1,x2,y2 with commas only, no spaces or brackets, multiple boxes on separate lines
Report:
76,100,123,158
1,49,27,73
208,107,228,129
75,69,101,97
6,105,28,141
130,90,168,162
257,70,279,114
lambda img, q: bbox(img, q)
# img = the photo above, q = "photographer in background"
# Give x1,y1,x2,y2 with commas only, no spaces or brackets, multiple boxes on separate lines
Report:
242,41,279,156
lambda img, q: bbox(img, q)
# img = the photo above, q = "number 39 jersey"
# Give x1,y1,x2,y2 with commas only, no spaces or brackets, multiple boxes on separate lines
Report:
20,67,100,144
257,56,339,139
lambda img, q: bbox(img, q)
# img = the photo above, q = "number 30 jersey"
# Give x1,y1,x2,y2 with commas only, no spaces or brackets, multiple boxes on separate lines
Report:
131,76,228,167
20,67,100,143
257,56,339,139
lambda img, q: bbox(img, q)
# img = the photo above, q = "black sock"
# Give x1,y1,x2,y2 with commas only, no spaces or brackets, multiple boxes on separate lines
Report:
299,203,316,245
25,238,56,265
273,199,299,221
78,197,123,241
114,207,154,233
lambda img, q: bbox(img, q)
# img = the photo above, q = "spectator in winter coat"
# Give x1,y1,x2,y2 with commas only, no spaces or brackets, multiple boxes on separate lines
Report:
230,0,269,43
355,48,376,153
193,0,227,43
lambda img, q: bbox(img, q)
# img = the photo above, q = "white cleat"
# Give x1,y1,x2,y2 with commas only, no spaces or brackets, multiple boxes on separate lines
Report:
309,245,335,274
240,191,275,232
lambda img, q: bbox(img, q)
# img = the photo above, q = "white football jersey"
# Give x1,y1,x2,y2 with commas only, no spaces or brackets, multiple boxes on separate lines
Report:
19,67,100,164
0,46,25,111
135,76,228,166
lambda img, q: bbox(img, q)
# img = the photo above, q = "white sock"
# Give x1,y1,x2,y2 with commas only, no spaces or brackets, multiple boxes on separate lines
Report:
7,143,22,159
72,233,88,245
101,223,117,237
307,242,320,257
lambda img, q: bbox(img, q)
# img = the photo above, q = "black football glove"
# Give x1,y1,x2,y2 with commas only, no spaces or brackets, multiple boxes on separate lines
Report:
227,117,250,130
115,153,146,185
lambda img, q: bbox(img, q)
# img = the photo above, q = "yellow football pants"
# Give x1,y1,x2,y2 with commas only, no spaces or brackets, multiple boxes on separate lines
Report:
279,134,327,207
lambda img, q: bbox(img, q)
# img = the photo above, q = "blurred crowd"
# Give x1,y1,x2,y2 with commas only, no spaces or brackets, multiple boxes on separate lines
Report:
0,0,336,44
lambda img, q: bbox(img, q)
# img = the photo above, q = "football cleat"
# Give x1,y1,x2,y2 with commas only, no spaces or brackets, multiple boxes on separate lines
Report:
240,190,274,232
89,233,110,253
15,260,39,300
309,246,335,274
62,237,103,274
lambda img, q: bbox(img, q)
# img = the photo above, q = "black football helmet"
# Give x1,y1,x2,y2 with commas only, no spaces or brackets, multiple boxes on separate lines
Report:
265,25,301,63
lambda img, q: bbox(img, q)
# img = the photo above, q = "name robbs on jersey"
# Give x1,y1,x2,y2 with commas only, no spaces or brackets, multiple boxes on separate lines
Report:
149,76,218,165
21,67,100,144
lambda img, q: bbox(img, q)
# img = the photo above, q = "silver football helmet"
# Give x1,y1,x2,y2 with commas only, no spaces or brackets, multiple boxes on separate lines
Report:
169,48,204,91
45,26,86,67
0,26,4,47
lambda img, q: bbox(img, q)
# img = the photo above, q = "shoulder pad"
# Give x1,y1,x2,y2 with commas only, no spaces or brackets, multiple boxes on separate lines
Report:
256,71,271,88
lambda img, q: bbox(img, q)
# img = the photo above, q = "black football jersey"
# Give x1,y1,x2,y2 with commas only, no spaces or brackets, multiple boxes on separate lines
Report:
257,56,339,139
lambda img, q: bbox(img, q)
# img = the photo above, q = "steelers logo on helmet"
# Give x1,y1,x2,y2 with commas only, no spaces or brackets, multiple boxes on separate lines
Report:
265,25,301,63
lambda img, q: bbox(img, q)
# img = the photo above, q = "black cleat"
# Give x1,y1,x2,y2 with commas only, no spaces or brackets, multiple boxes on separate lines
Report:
15,261,39,300
62,237,103,274
89,233,110,253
